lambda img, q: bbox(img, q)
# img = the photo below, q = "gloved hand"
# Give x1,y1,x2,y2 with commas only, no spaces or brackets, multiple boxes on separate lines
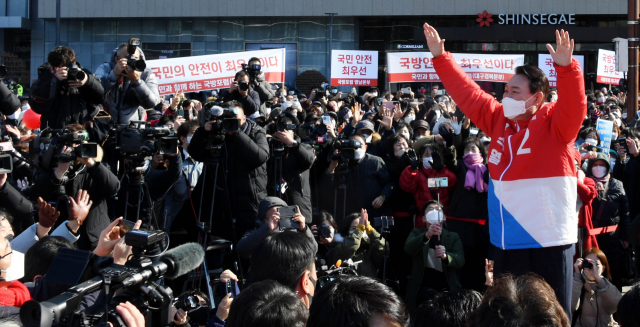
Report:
37,197,61,228
443,146,456,163
407,148,419,170
429,149,444,172
439,124,455,147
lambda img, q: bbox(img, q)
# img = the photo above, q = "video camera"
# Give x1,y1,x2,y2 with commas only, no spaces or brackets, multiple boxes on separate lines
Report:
316,258,360,289
331,137,362,161
241,59,261,80
20,228,205,327
35,128,99,169
114,121,178,159
298,118,327,145
126,38,146,72
205,103,241,134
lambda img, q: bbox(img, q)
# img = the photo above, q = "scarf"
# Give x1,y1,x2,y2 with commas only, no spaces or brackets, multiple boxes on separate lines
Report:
463,153,488,193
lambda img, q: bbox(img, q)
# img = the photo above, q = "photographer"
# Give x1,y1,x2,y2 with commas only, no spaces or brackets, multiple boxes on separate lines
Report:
95,42,161,125
330,209,386,278
267,113,315,221
246,57,276,104
323,133,393,220
29,46,104,130
237,197,315,259
0,74,20,117
572,248,621,327
221,71,261,117
185,100,268,239
29,124,120,250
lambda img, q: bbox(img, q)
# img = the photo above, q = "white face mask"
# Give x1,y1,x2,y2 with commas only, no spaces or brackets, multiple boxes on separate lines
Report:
612,134,618,141
615,118,622,126
7,112,18,120
425,209,444,225
415,135,425,140
362,134,373,143
597,97,605,103
423,157,432,169
21,104,30,111
610,158,616,169
371,92,378,97
186,136,192,144
355,148,366,160
551,95,558,102
404,116,415,123
502,93,538,120
585,138,598,146
400,132,410,142
592,166,607,179
394,148,405,157
480,136,491,143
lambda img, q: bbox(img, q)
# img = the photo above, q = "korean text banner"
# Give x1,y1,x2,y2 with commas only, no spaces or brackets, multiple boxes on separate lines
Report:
538,54,584,88
331,50,379,87
146,48,286,96
387,52,524,83
596,49,623,85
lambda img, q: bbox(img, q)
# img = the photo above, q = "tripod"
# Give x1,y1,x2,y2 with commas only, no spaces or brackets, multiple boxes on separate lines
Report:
121,158,160,230
270,142,285,199
333,163,349,222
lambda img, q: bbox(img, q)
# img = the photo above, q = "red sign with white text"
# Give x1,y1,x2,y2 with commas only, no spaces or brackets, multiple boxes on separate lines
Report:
146,49,286,95
386,52,524,83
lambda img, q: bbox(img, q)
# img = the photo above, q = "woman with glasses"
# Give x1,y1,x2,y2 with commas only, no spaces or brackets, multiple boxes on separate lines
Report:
0,235,32,307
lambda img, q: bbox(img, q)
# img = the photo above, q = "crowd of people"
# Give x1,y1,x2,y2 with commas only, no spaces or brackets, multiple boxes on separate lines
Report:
0,24,639,327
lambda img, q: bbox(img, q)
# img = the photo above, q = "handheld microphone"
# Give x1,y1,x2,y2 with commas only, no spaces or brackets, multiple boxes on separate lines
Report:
122,243,204,287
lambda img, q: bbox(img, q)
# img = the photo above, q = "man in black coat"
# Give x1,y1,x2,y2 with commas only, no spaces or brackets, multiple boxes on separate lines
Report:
181,100,269,241
221,71,261,117
266,112,315,223
29,124,120,251
29,46,104,130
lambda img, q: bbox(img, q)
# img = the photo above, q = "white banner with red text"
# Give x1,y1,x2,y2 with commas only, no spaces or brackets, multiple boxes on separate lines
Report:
146,48,286,96
596,49,623,85
386,52,524,83
330,50,378,87
538,54,584,88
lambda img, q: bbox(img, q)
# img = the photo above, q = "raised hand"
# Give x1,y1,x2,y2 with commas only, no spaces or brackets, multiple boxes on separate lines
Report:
423,23,445,58
546,29,574,67
377,107,394,131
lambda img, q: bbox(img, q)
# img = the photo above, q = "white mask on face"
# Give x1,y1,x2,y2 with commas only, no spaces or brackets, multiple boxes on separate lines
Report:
355,148,366,160
597,97,605,103
615,118,622,126
394,148,405,157
551,95,558,102
612,134,618,141
362,134,373,143
423,157,432,169
592,166,607,179
400,132,410,142
585,138,598,146
425,209,444,225
21,104,29,111
186,136,192,144
371,92,378,97
502,93,538,120
415,135,425,140
480,136,491,143
404,116,415,123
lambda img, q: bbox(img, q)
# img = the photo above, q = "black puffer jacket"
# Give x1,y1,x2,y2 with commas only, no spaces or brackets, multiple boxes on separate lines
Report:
186,120,269,237
446,158,489,221
612,153,640,220
383,153,415,214
0,181,34,235
29,162,120,250
29,62,104,130
0,80,20,116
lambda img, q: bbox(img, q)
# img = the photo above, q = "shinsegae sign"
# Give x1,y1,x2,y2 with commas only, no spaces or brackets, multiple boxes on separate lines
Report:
477,11,576,27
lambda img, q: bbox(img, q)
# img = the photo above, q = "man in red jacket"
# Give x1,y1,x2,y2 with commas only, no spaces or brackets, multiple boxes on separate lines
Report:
423,24,586,318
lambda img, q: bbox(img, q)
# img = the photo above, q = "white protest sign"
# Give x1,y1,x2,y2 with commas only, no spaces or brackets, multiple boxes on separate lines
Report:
538,54,584,88
147,48,286,95
387,52,524,83
331,50,378,87
596,49,623,85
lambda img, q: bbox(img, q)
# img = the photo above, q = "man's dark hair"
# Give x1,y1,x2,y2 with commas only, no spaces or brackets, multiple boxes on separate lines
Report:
157,114,176,127
467,274,570,327
307,275,409,327
64,123,87,133
223,100,244,113
226,280,308,327
618,282,640,327
48,46,77,68
515,65,550,100
413,289,482,327
338,212,360,237
587,94,597,104
248,57,261,65
251,232,315,291
235,70,249,81
22,236,74,283
348,133,367,148
177,120,199,139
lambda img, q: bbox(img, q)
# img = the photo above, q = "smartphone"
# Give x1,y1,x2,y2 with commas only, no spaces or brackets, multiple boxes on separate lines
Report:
177,109,184,117
428,177,449,188
383,101,395,110
225,280,237,298
618,138,629,152
118,219,136,238
401,87,412,94
322,116,332,125
470,127,479,135
277,206,300,230
436,89,446,95
377,98,383,105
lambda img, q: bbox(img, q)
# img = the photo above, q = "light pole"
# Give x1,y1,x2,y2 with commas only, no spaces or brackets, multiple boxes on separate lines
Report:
325,13,338,82
628,0,639,123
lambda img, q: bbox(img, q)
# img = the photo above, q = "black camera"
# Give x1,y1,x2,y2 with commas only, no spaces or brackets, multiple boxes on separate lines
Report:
298,119,327,145
332,138,362,161
276,118,297,133
242,62,261,78
67,63,86,82
126,38,146,72
35,129,99,168
237,79,250,92
205,104,240,134
582,260,593,270
116,121,178,158
319,224,333,239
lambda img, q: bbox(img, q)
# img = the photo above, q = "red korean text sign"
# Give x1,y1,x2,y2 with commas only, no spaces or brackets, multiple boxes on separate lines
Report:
596,49,622,85
538,54,584,88
146,48,286,95
330,50,379,87
386,52,524,83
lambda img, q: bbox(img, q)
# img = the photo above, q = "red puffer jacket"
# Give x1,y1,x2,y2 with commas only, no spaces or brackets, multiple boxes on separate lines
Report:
400,166,458,228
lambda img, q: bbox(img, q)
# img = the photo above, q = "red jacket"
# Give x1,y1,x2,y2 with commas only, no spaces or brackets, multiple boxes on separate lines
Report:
0,280,32,307
578,176,598,251
399,166,457,228
433,52,586,250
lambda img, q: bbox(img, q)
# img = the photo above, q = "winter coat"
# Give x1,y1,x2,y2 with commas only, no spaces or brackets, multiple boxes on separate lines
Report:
571,274,621,327
433,52,586,250
0,80,20,116
612,152,640,220
399,165,457,228
11,222,79,254
94,47,161,125
0,181,34,235
266,140,315,223
221,89,261,117
186,120,269,236
384,153,416,215
447,159,488,222
29,63,104,130
329,228,386,278
29,162,120,250
237,219,317,259
404,227,464,311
